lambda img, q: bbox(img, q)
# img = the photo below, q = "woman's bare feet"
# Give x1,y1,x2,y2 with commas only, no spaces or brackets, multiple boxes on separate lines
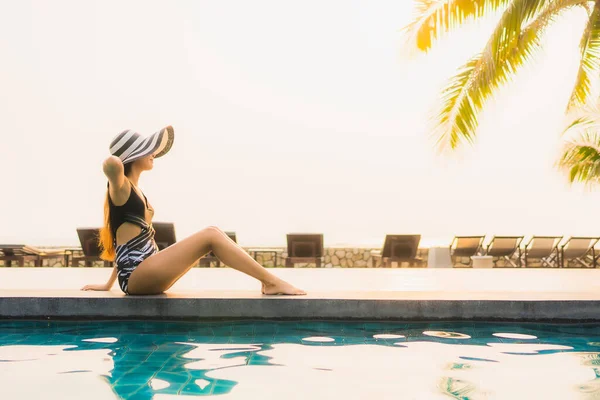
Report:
262,279,306,295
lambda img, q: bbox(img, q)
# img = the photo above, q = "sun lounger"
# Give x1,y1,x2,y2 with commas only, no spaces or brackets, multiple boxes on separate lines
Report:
0,244,66,267
284,234,324,268
371,234,422,267
71,228,113,268
483,236,524,267
450,236,485,267
153,222,177,250
519,236,562,268
560,236,600,268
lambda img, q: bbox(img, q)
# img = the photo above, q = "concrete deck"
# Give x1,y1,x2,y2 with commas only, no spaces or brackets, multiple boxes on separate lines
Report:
2,268,600,321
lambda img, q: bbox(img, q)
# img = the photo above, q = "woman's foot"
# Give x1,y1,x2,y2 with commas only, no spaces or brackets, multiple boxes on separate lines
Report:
262,279,306,295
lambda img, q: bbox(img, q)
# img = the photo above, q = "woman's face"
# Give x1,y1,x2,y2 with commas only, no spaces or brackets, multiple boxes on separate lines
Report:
134,155,154,171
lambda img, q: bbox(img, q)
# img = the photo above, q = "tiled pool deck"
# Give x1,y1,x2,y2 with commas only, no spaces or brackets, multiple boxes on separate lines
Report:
1,268,600,320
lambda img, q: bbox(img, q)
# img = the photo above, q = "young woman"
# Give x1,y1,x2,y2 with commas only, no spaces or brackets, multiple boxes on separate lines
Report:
81,126,306,296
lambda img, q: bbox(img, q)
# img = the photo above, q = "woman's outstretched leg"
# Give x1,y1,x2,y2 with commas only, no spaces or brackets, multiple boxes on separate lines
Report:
207,228,305,295
127,226,306,295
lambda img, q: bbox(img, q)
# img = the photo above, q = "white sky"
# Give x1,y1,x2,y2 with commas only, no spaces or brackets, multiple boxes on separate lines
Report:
0,0,597,247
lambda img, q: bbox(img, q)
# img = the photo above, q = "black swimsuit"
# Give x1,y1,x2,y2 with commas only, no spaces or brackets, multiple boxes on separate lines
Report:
109,183,158,294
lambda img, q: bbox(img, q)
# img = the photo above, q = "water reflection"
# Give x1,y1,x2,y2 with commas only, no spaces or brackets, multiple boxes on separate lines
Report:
373,334,405,339
423,331,471,339
0,321,600,399
492,333,537,340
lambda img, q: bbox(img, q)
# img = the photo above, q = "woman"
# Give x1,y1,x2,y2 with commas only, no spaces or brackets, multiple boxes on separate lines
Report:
82,126,306,295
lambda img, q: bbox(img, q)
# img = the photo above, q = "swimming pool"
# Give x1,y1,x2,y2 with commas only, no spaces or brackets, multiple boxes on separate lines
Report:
0,320,598,399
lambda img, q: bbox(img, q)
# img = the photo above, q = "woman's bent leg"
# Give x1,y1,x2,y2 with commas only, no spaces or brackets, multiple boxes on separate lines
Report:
127,226,305,295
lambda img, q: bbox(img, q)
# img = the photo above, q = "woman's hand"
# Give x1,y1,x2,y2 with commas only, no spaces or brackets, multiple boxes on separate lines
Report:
81,283,110,291
81,267,117,292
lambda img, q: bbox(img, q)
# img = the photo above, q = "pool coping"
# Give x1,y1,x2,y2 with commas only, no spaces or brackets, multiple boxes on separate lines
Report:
3,268,600,321
1,293,600,321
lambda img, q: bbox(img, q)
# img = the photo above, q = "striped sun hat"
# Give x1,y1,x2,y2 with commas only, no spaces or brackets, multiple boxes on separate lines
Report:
109,126,174,164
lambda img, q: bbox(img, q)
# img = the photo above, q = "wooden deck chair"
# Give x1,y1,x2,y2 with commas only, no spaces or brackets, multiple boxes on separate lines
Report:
450,236,485,267
153,222,177,250
519,236,562,268
199,231,237,267
371,234,422,268
484,236,524,268
560,237,600,268
284,234,324,268
71,228,113,268
0,244,66,267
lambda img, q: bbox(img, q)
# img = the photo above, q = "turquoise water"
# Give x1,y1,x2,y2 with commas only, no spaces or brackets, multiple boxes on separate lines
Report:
1,320,600,399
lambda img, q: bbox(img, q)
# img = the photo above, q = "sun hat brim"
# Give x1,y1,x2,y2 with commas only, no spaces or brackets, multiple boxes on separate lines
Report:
117,126,174,165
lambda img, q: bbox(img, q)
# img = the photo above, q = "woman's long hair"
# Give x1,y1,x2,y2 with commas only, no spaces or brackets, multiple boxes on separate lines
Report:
99,163,132,261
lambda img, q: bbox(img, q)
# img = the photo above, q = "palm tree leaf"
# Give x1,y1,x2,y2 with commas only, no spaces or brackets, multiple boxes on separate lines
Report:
557,131,600,184
434,0,584,150
403,0,512,53
562,103,600,136
567,2,600,111
488,0,554,69
433,55,482,149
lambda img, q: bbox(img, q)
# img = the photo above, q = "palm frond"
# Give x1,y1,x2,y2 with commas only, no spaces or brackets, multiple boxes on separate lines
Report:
567,2,600,111
403,0,512,53
488,0,555,69
433,55,483,149
557,131,600,184
434,0,584,150
562,104,600,136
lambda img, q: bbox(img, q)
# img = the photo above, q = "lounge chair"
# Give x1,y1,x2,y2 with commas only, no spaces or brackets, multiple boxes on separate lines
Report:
560,236,600,268
71,228,113,268
199,231,237,267
284,234,324,268
450,236,485,267
483,236,524,267
153,222,177,251
0,244,66,267
371,234,422,268
519,236,562,268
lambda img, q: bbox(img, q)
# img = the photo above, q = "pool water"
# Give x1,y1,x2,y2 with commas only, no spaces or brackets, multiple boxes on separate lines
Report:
1,320,599,399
